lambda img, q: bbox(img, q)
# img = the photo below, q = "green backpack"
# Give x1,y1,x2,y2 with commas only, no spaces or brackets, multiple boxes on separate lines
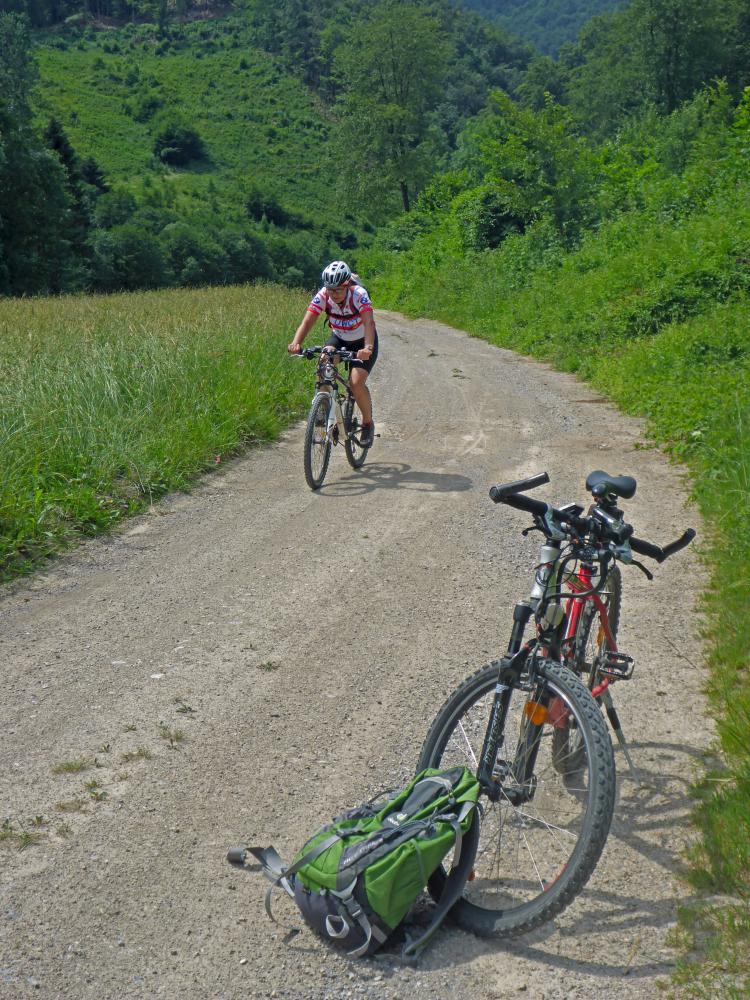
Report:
227,766,480,960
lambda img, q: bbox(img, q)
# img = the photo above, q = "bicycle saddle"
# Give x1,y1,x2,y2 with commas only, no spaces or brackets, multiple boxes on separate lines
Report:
585,470,637,500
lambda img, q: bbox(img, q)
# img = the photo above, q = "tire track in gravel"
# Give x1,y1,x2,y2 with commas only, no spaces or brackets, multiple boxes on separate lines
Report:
0,311,708,1000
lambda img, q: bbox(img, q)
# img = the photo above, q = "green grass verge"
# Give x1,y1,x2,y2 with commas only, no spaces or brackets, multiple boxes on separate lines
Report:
365,190,750,995
0,282,311,577
670,900,750,998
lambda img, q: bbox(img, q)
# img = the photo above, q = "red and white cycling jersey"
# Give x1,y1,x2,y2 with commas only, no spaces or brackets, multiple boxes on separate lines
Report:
307,283,373,343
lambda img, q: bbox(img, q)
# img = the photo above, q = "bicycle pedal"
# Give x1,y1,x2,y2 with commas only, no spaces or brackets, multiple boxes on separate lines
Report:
600,652,635,680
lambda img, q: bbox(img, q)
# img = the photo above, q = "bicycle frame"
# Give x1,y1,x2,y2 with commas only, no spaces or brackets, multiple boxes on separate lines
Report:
315,360,356,446
563,565,616,649
562,564,616,700
477,539,619,799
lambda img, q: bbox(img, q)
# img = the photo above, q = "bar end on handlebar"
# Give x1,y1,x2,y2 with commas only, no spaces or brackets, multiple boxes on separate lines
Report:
489,471,550,503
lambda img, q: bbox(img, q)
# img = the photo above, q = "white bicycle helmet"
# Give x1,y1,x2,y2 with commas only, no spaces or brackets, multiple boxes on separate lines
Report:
321,260,351,289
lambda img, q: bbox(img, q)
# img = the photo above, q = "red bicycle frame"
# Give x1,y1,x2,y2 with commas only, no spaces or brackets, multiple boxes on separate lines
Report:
562,563,616,699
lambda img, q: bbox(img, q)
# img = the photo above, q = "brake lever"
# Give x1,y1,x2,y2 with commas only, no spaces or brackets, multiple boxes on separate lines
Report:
521,524,543,537
631,559,654,581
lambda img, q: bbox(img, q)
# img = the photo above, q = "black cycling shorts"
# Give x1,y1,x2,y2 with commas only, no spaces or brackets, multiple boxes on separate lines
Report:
325,330,379,373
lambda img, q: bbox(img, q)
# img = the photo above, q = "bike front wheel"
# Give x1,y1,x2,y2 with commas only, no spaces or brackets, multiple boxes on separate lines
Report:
303,393,332,491
418,658,615,937
343,396,369,469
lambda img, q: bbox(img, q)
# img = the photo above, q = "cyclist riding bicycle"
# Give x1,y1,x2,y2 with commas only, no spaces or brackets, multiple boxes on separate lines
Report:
288,260,378,447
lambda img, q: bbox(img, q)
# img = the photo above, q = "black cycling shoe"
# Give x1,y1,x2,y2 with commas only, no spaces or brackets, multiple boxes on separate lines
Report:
361,422,375,447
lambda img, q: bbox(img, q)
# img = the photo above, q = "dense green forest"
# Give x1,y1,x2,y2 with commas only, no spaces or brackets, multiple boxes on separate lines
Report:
460,0,624,54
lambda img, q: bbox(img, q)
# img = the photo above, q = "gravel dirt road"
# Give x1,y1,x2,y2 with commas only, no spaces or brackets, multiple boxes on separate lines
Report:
0,312,707,1000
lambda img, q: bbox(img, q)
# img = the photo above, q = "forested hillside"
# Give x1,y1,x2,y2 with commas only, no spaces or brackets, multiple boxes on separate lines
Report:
0,0,532,296
460,0,624,54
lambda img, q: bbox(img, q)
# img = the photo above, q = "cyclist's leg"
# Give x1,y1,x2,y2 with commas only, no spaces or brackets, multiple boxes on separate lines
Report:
349,367,372,423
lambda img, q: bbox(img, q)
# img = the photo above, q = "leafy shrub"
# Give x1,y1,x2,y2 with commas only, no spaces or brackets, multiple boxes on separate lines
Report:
152,115,206,166
453,183,527,251
130,88,164,123
94,190,138,229
159,221,226,286
245,184,290,227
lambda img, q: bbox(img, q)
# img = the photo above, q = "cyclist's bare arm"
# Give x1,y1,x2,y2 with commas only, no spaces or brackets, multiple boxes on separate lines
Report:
288,311,318,353
356,312,376,362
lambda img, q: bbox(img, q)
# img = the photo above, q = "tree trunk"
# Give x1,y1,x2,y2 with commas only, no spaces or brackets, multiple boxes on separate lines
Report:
400,180,410,213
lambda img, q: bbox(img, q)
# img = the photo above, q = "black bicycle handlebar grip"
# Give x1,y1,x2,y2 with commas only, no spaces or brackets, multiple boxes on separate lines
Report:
631,528,696,563
629,536,664,561
661,528,697,559
489,471,550,503
495,492,550,517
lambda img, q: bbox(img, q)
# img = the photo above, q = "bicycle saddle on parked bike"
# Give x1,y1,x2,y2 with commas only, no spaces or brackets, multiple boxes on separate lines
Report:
585,470,636,500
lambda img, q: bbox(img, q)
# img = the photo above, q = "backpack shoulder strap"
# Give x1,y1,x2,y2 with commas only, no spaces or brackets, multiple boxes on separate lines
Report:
401,805,480,961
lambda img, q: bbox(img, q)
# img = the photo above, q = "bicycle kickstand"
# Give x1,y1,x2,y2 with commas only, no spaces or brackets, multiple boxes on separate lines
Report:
600,688,642,787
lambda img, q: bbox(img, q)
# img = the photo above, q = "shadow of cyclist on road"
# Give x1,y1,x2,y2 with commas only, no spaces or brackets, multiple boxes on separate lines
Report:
317,461,473,496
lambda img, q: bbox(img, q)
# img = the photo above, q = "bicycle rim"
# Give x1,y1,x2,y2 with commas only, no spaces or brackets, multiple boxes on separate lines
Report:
343,396,369,469
418,659,615,937
303,395,332,490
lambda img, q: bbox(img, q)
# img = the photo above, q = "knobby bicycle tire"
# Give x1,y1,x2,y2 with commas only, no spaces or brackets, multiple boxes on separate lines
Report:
343,396,369,470
418,659,615,937
303,394,332,490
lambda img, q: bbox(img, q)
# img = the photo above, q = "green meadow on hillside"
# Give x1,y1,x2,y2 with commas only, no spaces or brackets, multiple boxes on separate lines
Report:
34,17,339,221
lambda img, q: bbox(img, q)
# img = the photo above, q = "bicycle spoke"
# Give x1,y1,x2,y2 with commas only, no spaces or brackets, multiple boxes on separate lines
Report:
455,720,480,768
418,660,615,934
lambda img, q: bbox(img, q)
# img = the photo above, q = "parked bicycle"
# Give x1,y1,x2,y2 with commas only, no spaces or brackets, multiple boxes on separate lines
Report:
417,470,694,939
296,346,372,491
418,474,617,938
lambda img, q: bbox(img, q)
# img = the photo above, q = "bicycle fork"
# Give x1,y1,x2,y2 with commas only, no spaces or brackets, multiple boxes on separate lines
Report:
478,603,546,804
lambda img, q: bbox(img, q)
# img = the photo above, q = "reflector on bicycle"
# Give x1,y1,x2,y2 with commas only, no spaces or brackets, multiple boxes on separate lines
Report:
524,701,549,725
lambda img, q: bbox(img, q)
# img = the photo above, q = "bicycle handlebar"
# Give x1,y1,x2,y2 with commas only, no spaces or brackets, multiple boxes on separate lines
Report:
489,472,695,563
297,346,365,366
630,528,696,563
488,472,550,501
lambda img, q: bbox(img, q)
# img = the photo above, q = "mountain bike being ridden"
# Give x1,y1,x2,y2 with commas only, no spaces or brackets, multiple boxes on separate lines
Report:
496,470,695,783
288,260,378,448
296,346,372,491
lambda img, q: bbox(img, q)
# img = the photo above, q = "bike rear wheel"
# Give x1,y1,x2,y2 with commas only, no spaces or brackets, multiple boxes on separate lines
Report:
418,658,615,937
343,396,369,469
554,565,622,775
303,394,332,491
